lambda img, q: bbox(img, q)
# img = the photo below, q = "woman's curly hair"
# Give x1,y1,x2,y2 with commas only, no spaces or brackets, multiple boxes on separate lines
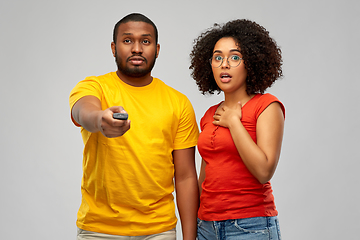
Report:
189,19,283,95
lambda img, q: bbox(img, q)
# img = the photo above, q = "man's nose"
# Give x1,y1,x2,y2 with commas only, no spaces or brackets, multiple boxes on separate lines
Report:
132,42,143,54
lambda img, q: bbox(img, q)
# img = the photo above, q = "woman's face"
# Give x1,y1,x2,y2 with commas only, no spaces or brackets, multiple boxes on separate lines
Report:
211,37,248,94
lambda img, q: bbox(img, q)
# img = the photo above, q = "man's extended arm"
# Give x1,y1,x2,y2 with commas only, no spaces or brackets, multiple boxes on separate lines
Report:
71,95,130,138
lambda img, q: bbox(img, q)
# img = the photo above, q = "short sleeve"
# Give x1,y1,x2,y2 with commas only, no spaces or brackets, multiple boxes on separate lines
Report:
255,93,285,120
173,97,199,150
69,76,102,126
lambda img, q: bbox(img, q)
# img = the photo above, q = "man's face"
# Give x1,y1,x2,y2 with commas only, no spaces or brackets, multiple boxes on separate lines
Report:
111,21,159,78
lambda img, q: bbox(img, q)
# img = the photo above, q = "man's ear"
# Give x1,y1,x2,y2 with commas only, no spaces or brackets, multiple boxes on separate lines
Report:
156,43,160,58
111,42,116,57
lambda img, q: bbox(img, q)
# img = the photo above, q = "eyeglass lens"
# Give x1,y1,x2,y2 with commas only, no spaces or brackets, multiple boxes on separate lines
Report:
210,55,242,68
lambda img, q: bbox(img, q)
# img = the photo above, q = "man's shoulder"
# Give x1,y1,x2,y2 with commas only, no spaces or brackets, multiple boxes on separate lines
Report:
154,78,187,98
84,72,115,82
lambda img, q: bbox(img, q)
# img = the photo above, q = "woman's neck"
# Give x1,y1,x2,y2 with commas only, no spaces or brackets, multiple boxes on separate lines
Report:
223,91,254,108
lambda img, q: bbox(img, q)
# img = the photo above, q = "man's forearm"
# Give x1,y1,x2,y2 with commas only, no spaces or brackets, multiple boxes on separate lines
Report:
72,96,102,132
176,176,199,240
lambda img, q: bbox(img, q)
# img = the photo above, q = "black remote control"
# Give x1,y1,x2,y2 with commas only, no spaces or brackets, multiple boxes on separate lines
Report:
113,112,128,120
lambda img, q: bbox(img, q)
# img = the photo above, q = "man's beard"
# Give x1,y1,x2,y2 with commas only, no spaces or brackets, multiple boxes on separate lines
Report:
115,49,157,78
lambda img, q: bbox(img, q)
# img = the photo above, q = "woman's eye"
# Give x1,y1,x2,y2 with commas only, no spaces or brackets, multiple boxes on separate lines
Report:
214,56,223,61
231,55,240,61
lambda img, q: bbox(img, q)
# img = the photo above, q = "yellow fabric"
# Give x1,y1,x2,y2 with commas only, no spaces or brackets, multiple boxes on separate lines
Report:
69,72,199,236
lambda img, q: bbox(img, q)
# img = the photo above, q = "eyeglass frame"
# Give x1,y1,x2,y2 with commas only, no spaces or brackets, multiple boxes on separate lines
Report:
209,55,243,68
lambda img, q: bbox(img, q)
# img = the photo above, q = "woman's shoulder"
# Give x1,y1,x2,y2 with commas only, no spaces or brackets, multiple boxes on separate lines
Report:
255,93,285,118
243,93,284,119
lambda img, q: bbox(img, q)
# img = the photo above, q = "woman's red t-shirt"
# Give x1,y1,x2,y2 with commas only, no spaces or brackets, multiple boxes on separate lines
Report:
198,93,285,221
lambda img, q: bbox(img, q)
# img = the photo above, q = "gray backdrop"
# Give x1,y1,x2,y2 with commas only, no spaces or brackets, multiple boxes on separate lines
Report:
1,1,359,239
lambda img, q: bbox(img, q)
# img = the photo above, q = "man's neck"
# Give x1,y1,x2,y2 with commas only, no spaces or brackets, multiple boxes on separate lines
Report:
116,70,153,87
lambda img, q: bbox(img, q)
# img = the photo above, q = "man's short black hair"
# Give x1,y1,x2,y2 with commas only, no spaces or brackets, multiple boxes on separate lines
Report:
113,13,158,44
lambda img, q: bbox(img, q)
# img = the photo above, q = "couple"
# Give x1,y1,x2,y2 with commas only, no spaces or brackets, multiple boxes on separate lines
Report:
69,13,284,240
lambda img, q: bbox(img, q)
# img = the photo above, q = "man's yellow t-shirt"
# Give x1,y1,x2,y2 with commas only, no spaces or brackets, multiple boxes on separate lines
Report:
69,72,199,236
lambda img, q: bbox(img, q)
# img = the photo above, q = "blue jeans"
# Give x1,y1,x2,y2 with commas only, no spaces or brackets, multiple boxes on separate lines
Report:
197,216,281,240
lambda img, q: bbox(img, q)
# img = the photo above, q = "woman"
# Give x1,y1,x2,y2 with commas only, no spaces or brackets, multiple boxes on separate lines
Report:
190,19,284,240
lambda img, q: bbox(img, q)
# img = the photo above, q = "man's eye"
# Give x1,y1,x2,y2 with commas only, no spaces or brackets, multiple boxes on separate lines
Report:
124,39,132,43
143,40,150,44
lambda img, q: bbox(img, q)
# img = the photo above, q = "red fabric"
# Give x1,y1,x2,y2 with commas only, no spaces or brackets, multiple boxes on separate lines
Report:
198,93,285,221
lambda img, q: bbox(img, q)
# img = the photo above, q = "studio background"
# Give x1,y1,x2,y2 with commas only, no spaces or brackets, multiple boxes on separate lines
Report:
1,1,359,239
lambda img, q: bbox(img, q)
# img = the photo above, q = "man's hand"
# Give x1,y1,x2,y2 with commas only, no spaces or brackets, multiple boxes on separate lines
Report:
97,106,130,138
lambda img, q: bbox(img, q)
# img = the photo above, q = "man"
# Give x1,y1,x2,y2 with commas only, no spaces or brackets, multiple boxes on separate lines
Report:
69,13,199,240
